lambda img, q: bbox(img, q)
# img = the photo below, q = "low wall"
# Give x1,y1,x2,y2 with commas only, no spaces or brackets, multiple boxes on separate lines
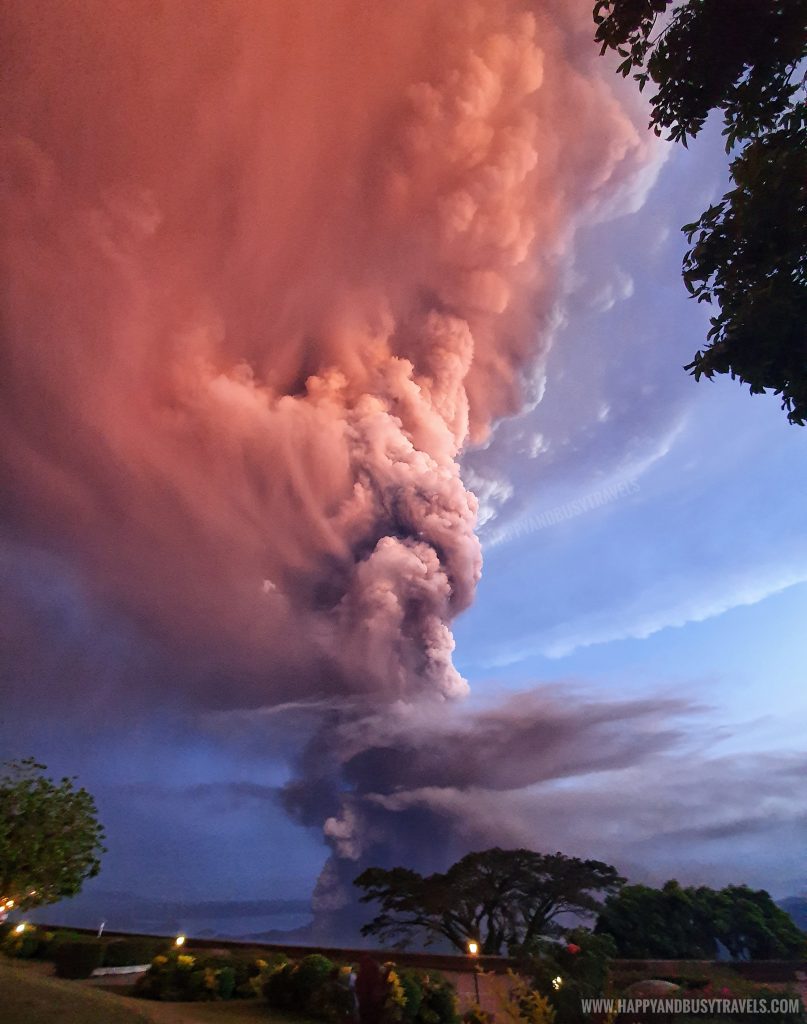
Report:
37,925,807,980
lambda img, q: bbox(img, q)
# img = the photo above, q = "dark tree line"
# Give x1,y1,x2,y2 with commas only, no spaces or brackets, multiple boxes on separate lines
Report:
355,848,806,960
596,879,806,959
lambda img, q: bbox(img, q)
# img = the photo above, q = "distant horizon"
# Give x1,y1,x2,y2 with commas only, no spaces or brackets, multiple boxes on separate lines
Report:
18,879,807,949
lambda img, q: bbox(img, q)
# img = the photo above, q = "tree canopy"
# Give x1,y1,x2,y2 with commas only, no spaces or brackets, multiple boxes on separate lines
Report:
594,0,807,423
595,879,807,959
0,758,106,912
354,848,625,954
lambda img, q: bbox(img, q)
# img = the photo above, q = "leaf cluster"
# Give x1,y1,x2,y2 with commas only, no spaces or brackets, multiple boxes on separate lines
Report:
594,0,806,421
0,757,106,909
595,879,807,959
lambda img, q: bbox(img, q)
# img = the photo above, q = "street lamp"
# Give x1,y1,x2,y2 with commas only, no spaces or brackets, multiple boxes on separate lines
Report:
175,934,186,948
467,940,481,1004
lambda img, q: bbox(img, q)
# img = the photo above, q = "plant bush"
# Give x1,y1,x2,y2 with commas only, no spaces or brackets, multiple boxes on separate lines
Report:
260,952,461,1024
527,928,616,1024
462,1007,495,1024
103,937,168,967
135,949,266,1002
44,929,85,957
46,929,84,945
263,953,354,1021
356,959,458,1024
404,968,459,1024
398,969,425,1021
1,925,47,959
262,957,302,1012
53,937,105,978
501,981,557,1024
294,954,337,1006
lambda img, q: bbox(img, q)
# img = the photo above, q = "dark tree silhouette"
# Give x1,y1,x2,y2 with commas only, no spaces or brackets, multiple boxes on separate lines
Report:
594,0,806,423
355,848,625,954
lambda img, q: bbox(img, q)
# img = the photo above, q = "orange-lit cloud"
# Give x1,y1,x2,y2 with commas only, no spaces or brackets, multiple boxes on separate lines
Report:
1,0,654,703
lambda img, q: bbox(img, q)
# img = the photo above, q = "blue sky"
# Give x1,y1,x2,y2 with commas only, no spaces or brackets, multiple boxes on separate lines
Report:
456,122,807,741
444,120,807,897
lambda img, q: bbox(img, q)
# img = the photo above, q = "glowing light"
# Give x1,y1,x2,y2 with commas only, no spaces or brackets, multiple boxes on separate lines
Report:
552,976,563,991
467,940,479,956
175,934,186,947
7,899,15,908
14,923,26,934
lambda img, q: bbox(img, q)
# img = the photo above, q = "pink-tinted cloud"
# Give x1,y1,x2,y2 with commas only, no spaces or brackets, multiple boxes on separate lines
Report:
1,0,654,704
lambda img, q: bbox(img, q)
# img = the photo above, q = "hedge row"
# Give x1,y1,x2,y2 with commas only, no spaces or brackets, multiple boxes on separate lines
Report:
0,924,171,976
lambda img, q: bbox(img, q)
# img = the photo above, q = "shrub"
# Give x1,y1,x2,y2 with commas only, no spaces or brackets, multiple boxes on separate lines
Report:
500,982,557,1024
294,954,336,1003
103,937,168,967
47,929,84,944
398,969,425,1021
382,965,458,1024
1,925,46,959
526,928,615,1024
31,930,57,958
53,938,105,979
135,949,265,1002
411,969,459,1024
218,965,236,1000
45,929,85,955
261,954,459,1024
263,954,352,1020
462,1007,495,1024
263,959,299,1011
385,965,408,1021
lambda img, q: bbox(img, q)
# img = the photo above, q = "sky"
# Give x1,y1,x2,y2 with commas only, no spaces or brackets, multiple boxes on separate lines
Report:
1,0,804,939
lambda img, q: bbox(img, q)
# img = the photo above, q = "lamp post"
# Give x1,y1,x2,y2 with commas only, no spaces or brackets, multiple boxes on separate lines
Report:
467,940,481,1004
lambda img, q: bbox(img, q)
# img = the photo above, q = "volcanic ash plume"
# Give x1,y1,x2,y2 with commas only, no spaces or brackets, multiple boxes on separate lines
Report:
0,0,652,704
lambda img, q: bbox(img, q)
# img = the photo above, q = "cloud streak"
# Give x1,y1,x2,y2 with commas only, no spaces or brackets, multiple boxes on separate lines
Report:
266,685,805,931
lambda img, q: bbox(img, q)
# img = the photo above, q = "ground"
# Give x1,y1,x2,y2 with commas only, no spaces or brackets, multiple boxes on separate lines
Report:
0,958,314,1024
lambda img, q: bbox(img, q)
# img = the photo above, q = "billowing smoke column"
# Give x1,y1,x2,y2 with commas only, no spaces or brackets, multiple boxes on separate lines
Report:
1,0,654,928
1,0,650,702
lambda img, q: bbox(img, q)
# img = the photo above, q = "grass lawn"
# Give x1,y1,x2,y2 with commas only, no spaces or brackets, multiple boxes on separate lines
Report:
0,957,152,1024
0,958,314,1024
